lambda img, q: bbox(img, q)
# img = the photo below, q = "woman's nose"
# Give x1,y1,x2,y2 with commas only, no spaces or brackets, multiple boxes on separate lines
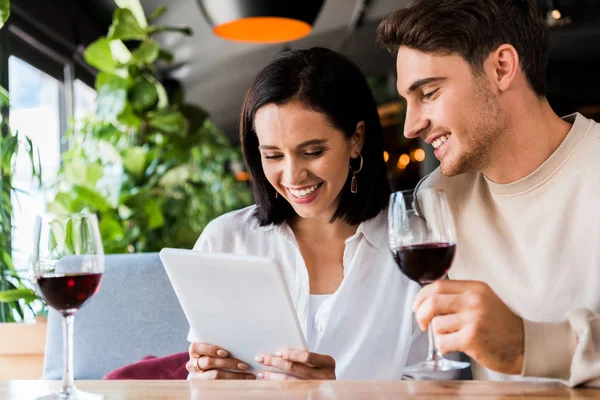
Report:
283,158,308,186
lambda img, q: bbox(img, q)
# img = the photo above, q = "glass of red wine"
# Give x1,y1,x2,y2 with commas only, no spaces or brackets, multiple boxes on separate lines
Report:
32,212,104,399
388,188,469,373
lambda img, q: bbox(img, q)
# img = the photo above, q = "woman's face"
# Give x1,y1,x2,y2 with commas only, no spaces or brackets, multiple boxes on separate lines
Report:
254,100,363,221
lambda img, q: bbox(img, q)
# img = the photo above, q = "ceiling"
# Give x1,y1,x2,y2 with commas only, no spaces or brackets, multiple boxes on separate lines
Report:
86,0,600,140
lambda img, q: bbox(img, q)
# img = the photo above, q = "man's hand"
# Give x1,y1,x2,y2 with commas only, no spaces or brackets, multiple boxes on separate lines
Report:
255,349,336,380
413,280,524,375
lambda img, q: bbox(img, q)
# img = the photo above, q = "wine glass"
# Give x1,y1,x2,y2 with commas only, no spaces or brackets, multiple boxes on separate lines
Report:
388,188,469,373
32,212,104,399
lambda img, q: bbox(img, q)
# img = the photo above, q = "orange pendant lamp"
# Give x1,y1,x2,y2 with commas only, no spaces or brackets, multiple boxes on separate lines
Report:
197,0,325,43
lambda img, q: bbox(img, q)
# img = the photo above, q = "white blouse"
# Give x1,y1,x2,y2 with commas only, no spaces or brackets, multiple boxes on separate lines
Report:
188,205,423,380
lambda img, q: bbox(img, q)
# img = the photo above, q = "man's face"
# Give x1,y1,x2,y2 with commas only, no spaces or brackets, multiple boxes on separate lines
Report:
395,46,506,176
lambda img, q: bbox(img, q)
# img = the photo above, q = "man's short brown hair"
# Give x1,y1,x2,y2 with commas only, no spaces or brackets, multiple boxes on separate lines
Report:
377,0,549,96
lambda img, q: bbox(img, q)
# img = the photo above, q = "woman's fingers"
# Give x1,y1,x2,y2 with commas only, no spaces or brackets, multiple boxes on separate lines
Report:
189,369,255,380
198,356,250,371
257,371,301,380
277,349,336,369
189,342,229,358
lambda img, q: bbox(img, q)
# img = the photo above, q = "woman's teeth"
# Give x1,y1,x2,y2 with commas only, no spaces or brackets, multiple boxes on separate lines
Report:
289,183,321,198
432,134,451,149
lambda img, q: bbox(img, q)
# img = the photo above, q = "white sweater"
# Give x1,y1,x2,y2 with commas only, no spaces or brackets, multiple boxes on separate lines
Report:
426,113,600,387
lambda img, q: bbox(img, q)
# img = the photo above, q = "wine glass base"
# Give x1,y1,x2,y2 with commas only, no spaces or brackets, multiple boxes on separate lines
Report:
37,388,104,400
404,358,470,373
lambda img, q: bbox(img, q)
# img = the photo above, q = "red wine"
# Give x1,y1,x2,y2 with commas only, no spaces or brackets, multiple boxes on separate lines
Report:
36,273,102,315
392,243,456,285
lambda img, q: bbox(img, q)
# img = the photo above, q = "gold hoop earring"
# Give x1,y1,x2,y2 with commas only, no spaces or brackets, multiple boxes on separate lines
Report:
349,154,363,194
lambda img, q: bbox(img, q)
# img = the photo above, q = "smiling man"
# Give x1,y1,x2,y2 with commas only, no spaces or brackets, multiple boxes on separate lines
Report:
378,0,600,387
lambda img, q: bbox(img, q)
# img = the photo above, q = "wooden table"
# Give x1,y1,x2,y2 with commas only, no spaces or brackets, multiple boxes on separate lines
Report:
2,380,599,399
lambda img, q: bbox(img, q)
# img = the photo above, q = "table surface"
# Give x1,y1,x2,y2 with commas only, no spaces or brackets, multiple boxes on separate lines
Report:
2,380,600,399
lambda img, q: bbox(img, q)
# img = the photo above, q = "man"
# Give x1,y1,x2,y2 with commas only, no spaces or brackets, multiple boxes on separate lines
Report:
377,0,600,387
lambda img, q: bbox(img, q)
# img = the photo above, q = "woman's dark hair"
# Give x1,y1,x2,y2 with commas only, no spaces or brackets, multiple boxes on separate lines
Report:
240,47,390,226
377,0,549,96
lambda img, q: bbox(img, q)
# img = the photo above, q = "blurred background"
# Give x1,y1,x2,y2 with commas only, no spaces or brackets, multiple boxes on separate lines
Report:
0,0,599,316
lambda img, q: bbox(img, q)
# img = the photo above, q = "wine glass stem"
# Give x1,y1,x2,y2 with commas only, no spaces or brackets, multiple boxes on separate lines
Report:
426,323,444,363
61,314,75,395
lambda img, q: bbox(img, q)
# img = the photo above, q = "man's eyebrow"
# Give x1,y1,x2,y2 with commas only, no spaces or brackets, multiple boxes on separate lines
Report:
258,138,328,150
406,77,447,94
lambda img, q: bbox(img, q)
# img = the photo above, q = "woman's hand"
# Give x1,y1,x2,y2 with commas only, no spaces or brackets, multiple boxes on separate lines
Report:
187,342,256,380
255,349,336,380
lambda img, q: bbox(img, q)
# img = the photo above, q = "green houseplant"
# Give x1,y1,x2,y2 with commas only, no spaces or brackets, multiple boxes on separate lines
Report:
0,0,42,323
48,0,252,253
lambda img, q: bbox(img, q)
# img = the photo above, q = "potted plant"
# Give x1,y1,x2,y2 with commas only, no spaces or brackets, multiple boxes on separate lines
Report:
0,0,48,379
48,0,252,253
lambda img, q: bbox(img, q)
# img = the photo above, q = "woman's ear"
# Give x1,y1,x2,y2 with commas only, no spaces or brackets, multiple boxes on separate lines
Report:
351,121,365,157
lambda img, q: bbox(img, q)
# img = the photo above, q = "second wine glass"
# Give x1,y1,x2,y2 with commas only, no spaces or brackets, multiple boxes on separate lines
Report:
388,188,469,373
32,212,104,399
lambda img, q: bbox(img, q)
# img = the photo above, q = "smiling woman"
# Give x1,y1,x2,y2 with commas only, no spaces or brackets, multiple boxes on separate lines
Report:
183,47,426,381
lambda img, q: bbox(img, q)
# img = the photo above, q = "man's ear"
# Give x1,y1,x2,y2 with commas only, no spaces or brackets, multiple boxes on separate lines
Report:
487,44,519,93
351,121,365,157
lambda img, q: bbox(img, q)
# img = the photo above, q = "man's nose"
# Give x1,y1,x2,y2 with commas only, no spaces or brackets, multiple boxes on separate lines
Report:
403,104,430,139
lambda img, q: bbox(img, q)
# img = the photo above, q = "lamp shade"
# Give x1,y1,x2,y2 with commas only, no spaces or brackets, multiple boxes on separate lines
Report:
197,0,325,43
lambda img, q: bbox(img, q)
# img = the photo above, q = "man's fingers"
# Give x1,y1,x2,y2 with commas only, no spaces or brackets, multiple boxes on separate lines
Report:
189,342,229,358
412,280,489,312
431,313,463,335
415,293,464,330
435,327,471,355
258,371,300,380
277,349,335,369
197,356,250,372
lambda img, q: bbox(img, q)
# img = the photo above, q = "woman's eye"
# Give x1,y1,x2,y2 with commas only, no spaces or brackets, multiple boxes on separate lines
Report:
263,154,283,160
304,150,324,157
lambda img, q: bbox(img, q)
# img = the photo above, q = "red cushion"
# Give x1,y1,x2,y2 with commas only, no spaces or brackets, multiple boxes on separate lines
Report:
102,352,189,380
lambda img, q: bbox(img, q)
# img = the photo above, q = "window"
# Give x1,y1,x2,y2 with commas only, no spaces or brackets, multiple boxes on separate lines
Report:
8,56,62,273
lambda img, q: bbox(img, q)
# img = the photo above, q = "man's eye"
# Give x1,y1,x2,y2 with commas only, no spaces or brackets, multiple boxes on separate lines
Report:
423,89,439,100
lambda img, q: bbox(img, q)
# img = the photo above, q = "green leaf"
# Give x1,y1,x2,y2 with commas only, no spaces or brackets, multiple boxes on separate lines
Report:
99,215,126,243
144,198,164,229
116,104,141,128
109,40,132,64
129,78,158,112
95,73,128,119
0,0,10,30
148,111,187,135
1,250,15,271
115,0,148,29
84,38,128,78
72,185,112,212
132,39,159,63
0,289,37,303
143,74,168,109
85,162,104,186
181,104,209,134
108,8,147,41
149,6,166,22
1,134,18,171
157,49,174,63
0,85,9,107
159,164,190,188
122,147,147,179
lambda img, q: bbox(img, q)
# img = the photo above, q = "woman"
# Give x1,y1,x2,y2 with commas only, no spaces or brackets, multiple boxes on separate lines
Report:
186,47,421,380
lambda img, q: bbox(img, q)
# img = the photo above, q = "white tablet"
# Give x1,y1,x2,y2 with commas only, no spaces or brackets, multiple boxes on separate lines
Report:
159,248,307,373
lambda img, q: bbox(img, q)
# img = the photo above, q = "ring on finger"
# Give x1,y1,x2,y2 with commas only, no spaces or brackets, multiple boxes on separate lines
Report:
194,357,202,372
